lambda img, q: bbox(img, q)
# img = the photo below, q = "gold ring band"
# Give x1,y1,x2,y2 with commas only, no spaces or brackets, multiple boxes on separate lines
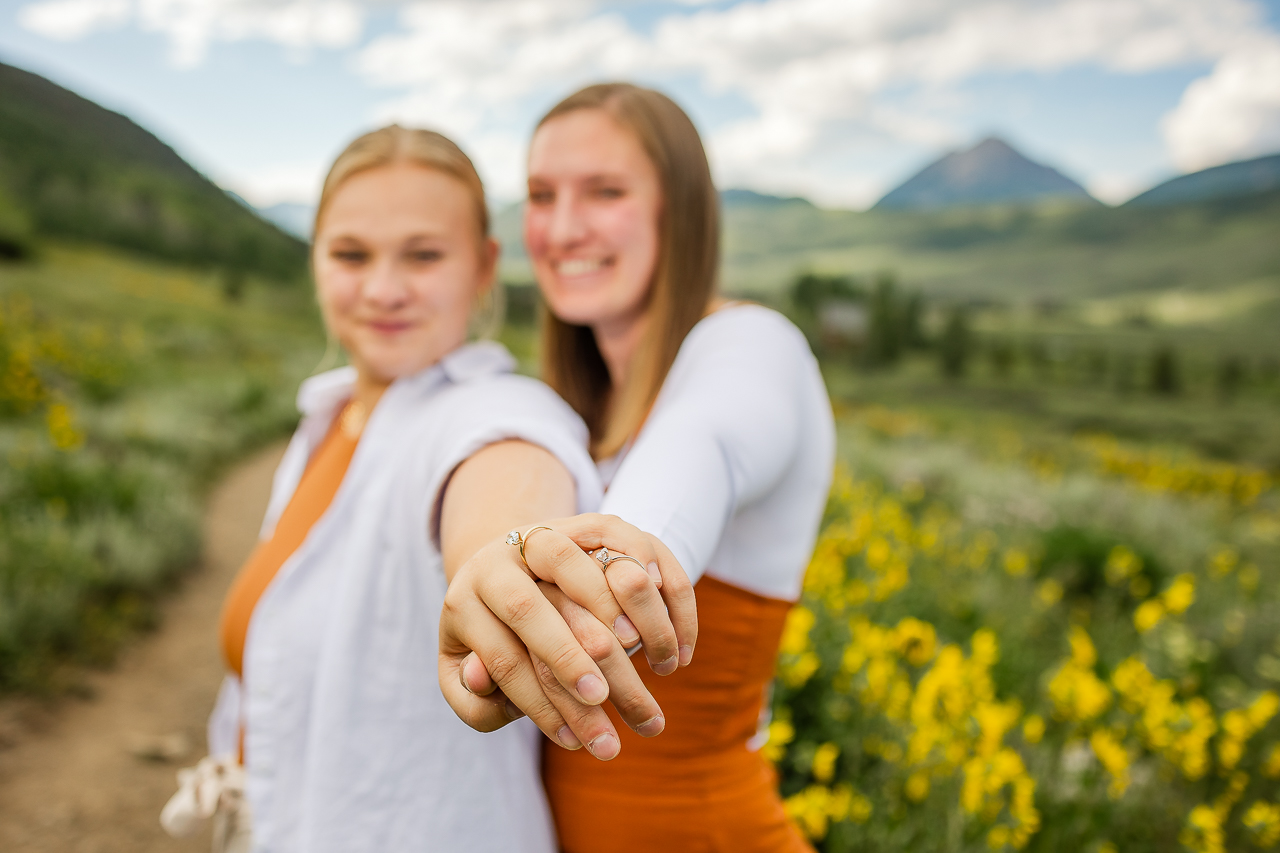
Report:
514,525,550,563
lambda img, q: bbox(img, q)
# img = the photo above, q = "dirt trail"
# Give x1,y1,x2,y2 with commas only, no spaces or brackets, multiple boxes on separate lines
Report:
0,443,286,853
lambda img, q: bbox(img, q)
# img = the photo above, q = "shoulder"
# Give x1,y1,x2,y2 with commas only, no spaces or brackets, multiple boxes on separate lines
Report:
441,371,586,435
671,304,817,380
685,304,811,359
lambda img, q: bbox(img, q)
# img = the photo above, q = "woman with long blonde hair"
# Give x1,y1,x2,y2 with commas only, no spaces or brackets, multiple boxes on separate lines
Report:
441,83,835,851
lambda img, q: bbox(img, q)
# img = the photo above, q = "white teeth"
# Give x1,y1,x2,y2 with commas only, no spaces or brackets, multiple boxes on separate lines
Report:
557,258,605,276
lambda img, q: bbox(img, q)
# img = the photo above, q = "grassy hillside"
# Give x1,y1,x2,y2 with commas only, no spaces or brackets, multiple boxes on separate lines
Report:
494,191,1280,310
0,61,307,279
0,245,323,691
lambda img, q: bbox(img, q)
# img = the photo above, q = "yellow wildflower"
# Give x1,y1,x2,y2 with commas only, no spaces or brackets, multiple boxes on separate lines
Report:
1003,549,1030,577
1089,729,1131,798
1180,804,1225,853
1209,548,1239,577
761,719,794,763
1134,599,1165,633
1264,744,1280,778
894,617,937,667
1161,574,1196,615
905,770,930,802
1036,579,1064,609
1244,801,1280,848
811,742,839,783
1105,545,1142,586
46,402,84,451
1023,715,1045,745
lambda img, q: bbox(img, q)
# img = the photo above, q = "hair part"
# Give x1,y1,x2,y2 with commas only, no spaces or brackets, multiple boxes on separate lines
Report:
314,124,490,247
537,83,719,458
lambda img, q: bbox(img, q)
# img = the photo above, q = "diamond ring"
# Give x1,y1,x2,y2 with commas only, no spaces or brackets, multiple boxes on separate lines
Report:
506,526,554,565
592,547,646,573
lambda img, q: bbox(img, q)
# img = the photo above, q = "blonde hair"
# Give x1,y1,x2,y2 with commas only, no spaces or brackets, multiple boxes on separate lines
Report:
537,84,719,459
311,125,500,356
314,124,489,242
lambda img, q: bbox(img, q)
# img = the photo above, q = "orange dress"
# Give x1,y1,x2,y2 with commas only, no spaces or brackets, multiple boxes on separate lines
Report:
543,576,813,853
219,411,359,680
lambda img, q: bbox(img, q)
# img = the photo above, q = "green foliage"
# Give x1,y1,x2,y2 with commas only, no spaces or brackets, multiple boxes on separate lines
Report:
0,245,323,692
0,62,307,280
1150,346,1182,396
939,308,973,379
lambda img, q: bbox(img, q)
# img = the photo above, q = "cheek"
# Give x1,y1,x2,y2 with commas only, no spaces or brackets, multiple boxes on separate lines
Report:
523,210,551,261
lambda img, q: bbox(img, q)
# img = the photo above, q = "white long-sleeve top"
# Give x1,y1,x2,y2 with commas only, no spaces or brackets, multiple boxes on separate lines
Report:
207,342,602,853
599,304,835,601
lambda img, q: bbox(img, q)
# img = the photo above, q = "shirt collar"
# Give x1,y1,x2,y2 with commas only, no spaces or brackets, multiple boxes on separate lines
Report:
295,342,516,418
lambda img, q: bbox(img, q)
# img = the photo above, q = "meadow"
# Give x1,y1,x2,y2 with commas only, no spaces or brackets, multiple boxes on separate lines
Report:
0,244,322,692
769,387,1279,851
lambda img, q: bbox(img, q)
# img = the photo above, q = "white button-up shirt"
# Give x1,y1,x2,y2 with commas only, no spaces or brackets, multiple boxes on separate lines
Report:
208,342,601,853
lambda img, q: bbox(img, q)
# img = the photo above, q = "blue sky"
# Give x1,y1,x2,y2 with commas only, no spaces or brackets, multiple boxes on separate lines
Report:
3,0,1279,209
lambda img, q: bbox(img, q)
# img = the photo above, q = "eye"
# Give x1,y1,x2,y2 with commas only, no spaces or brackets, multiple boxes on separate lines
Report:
331,248,368,265
528,188,554,205
592,186,625,200
407,248,443,264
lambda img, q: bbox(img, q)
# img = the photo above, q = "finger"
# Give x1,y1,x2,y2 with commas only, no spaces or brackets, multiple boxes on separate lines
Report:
460,652,496,696
550,514,695,670
468,555,611,706
439,609,580,747
531,652,620,760
520,527,637,648
603,558,679,674
645,532,698,667
541,583,666,739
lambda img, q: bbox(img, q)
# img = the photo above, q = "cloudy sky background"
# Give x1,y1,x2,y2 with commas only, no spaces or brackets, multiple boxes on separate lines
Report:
2,0,1279,209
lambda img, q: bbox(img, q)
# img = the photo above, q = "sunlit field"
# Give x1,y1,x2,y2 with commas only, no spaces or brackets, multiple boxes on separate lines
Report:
771,404,1279,852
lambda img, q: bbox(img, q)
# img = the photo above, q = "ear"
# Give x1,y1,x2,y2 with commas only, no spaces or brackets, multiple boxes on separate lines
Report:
477,236,500,294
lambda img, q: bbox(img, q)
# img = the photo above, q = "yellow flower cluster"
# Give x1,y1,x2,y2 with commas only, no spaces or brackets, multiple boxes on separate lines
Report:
1048,627,1112,724
1079,434,1273,505
1244,801,1280,848
784,783,872,839
1111,656,1217,780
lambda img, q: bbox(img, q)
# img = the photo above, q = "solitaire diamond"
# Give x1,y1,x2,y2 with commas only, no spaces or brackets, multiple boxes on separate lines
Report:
596,547,611,564
505,530,521,546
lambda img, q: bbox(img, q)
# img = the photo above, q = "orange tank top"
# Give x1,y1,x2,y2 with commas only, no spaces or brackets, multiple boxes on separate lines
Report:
219,410,359,678
543,576,814,853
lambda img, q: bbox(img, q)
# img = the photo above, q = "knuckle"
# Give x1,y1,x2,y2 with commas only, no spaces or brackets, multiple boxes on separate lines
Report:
580,630,616,663
534,657,560,691
502,590,540,628
609,564,652,599
546,642,588,679
483,649,524,687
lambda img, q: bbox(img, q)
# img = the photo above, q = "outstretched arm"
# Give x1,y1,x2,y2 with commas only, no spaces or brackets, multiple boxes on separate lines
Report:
436,440,695,758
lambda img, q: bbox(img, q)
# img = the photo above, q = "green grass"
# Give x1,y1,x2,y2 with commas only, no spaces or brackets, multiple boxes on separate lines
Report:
0,244,323,692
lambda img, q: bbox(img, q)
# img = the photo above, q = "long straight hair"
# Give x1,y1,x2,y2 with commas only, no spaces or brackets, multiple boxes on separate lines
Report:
536,84,719,458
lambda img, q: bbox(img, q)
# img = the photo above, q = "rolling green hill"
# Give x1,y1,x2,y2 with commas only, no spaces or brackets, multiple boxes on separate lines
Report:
0,60,306,279
495,189,1280,314
1127,153,1280,207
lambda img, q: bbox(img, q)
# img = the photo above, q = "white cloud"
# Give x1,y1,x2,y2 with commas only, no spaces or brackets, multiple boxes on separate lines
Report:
221,156,330,206
18,0,130,40
19,0,366,67
1162,36,1280,172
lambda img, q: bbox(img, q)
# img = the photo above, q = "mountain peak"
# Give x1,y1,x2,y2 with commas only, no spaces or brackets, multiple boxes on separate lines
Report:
874,137,1096,211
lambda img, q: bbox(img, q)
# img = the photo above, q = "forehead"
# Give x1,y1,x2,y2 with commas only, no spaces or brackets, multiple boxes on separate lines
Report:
527,109,654,181
322,163,473,236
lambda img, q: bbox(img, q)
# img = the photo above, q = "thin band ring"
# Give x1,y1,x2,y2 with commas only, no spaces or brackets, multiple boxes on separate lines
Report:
593,547,645,573
506,526,554,566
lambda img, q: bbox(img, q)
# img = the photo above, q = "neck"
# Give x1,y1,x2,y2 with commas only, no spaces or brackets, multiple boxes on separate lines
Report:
352,371,390,414
593,309,650,389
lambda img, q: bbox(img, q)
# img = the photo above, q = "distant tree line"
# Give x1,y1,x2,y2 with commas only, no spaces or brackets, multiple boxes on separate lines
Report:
787,270,1277,400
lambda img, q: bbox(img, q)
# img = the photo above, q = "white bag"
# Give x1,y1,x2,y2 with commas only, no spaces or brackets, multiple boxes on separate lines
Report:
161,755,252,853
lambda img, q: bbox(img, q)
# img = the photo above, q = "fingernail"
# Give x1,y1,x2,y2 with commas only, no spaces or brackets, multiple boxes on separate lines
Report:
613,614,640,646
576,674,607,704
679,644,694,667
651,654,678,676
556,726,582,749
636,713,665,737
504,701,525,721
646,561,662,586
587,732,620,760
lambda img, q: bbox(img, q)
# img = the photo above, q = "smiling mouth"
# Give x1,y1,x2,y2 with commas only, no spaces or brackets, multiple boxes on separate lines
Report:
366,320,414,334
554,257,612,277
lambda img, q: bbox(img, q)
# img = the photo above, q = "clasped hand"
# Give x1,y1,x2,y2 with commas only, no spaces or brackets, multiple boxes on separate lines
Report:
438,513,697,761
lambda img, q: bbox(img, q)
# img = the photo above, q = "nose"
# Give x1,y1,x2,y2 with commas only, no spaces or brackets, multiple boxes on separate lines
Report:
547,190,589,250
362,255,409,310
